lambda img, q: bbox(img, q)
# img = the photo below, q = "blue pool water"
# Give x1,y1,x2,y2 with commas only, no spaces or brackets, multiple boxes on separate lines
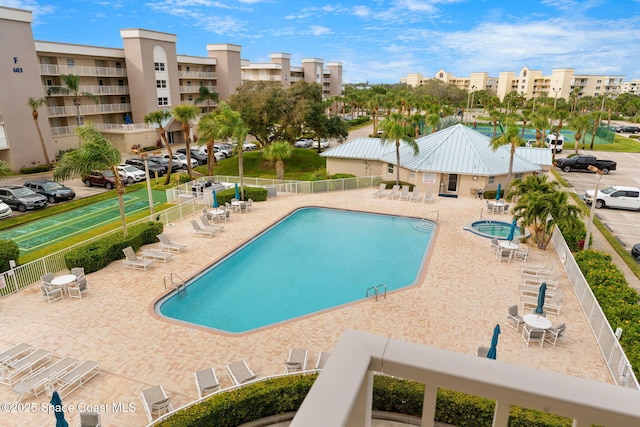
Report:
157,208,435,333
464,220,528,240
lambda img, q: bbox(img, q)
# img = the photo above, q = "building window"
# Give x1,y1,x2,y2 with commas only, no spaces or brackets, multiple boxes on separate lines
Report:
595,86,600,90
387,164,394,174
597,79,602,83
188,95,193,101
409,171,416,180
515,173,523,180
120,96,126,104
115,62,122,69
158,97,168,106
46,79,53,86
488,176,495,185
154,62,165,71
156,80,167,88
67,59,75,67
98,79,104,86
118,79,124,86
186,66,190,72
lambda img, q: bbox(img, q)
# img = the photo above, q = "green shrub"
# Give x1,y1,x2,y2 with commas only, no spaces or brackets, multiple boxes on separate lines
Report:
330,173,356,179
0,240,19,273
215,186,267,204
19,165,51,174
482,190,503,200
557,219,587,252
179,174,192,184
63,221,163,273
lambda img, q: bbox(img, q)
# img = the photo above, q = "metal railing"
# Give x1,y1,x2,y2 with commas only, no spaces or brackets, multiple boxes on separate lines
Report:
551,227,639,389
40,64,127,77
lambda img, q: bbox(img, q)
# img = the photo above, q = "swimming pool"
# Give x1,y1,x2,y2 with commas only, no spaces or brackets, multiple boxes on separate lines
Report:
156,208,436,333
464,220,530,240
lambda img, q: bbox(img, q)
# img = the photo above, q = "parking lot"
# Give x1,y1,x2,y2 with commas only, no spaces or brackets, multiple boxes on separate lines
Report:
555,150,640,251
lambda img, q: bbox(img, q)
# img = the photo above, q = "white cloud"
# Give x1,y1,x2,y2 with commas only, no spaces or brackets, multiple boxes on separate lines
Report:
352,5,371,17
310,25,332,36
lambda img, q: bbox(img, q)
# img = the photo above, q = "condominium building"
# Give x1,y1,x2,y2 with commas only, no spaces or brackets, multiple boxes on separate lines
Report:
402,67,624,102
621,79,640,95
0,6,343,171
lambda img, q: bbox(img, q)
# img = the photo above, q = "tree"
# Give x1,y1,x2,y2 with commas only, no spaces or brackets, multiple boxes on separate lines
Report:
195,86,219,113
568,115,591,154
263,141,293,180
46,74,98,127
53,123,129,236
379,112,419,185
172,104,200,178
144,110,174,184
213,102,249,199
197,112,220,176
489,119,522,184
27,97,51,170
0,160,10,178
550,109,569,162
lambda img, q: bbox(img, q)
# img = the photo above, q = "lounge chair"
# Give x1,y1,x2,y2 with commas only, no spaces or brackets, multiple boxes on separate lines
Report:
505,305,525,331
519,283,558,297
122,246,155,270
141,385,173,421
544,323,567,347
78,411,102,427
522,325,545,347
372,183,387,198
0,349,51,386
423,192,435,204
284,349,308,373
521,290,565,314
157,233,187,253
11,357,77,401
520,261,555,276
200,215,225,232
194,367,220,398
410,189,421,202
315,352,331,370
398,186,411,201
41,284,63,303
476,346,490,357
521,272,560,288
226,360,258,385
67,267,88,299
386,185,401,199
0,343,33,365
190,220,217,238
51,360,100,398
141,249,174,263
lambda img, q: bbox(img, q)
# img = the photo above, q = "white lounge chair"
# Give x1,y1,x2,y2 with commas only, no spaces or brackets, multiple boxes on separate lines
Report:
67,267,88,299
423,192,435,204
284,349,308,373
194,367,220,398
227,360,258,385
0,349,51,386
410,189,421,202
386,185,401,199
11,357,77,401
315,352,331,370
520,261,555,276
141,249,174,263
199,215,225,232
157,233,187,253
521,290,565,315
372,183,387,198
190,220,217,238
521,272,561,288
122,247,155,270
0,344,33,366
51,360,100,398
398,186,411,201
141,385,173,421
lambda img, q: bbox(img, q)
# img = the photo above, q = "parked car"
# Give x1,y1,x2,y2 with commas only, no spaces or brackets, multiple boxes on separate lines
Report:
82,170,119,189
295,138,313,148
242,141,257,151
163,153,198,169
584,185,640,210
117,164,147,183
148,156,180,173
554,155,617,174
23,179,76,203
214,144,233,157
311,139,330,149
615,125,640,134
197,146,225,162
631,243,640,261
544,134,564,153
0,201,13,219
177,148,208,165
0,185,48,212
124,158,166,176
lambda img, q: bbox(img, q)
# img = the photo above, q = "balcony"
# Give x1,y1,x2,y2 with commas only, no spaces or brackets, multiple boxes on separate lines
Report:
47,103,131,118
178,71,216,79
179,85,201,94
50,122,152,136
40,64,127,77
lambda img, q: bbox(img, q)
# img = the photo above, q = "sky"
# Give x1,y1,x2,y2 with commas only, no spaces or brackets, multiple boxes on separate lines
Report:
3,0,640,84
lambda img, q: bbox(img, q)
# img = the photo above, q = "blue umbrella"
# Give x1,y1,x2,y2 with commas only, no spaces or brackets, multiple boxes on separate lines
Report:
234,182,240,200
496,183,501,201
535,282,547,315
486,324,501,360
506,219,517,241
50,391,69,427
212,190,219,208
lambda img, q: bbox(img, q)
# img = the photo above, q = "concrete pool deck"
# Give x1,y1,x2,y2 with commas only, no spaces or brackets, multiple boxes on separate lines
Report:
0,190,613,426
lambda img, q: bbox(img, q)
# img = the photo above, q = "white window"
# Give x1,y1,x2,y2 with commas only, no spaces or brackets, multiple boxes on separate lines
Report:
115,62,122,69
120,96,127,104
67,59,75,67
154,62,165,71
515,173,523,180
156,80,166,88
387,164,394,174
409,171,416,180
488,176,495,185
158,97,168,106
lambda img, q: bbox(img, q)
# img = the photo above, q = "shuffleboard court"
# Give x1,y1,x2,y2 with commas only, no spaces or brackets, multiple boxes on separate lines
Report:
0,189,167,254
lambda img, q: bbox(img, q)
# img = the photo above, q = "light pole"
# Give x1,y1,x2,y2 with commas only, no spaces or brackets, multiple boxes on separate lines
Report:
584,165,603,250
552,87,561,109
139,152,155,215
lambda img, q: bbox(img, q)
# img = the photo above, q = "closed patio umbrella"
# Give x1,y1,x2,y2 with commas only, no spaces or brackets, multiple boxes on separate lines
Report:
50,391,69,427
496,183,501,201
487,324,501,360
506,219,517,242
234,183,240,200
535,282,547,315
212,190,219,208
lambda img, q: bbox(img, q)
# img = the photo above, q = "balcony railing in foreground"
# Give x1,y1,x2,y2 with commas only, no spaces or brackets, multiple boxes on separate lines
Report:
291,330,640,427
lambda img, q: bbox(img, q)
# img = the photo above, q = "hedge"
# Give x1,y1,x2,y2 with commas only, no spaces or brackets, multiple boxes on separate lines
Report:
63,221,163,273
19,164,51,174
215,186,268,204
0,240,19,273
157,374,573,427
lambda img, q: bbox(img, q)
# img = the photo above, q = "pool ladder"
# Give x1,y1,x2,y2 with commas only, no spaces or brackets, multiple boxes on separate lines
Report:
366,284,386,301
164,273,186,294
413,211,438,231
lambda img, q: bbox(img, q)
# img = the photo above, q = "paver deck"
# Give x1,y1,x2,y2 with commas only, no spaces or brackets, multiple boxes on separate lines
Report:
0,189,613,426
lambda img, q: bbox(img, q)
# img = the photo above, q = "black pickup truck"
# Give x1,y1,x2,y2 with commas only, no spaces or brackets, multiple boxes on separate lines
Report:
555,155,617,174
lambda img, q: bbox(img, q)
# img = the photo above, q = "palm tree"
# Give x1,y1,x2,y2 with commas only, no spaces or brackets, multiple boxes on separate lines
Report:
488,108,501,137
489,121,522,184
550,109,569,161
144,110,174,184
195,86,219,113
196,112,219,176
531,113,549,148
46,74,98,127
53,122,129,236
568,115,590,154
213,102,249,199
379,112,419,186
172,104,200,178
27,97,51,170
263,141,293,180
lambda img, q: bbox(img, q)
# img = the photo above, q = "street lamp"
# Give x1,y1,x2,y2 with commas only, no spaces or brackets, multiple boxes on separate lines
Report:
139,152,155,216
584,165,604,250
552,87,561,109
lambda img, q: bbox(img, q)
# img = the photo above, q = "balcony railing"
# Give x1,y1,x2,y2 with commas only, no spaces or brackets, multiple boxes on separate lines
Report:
40,64,127,77
47,103,131,117
49,121,151,136
177,71,216,79
179,86,200,93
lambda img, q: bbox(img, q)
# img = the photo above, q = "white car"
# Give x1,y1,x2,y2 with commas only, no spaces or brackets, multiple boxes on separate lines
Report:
197,146,226,161
295,138,313,148
242,141,257,151
117,164,147,183
214,144,233,157
0,201,12,220
311,139,330,149
584,185,640,210
164,153,198,169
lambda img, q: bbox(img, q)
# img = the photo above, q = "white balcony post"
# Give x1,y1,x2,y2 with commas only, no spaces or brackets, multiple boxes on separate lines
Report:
421,384,437,427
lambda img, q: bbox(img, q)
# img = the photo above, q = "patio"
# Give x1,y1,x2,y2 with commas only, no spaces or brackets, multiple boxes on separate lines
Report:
0,189,612,426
